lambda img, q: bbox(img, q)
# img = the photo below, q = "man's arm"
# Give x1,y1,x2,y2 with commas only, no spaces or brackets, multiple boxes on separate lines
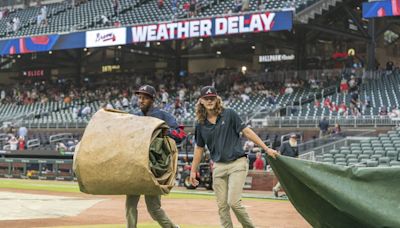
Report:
242,127,279,158
162,111,186,143
189,145,204,186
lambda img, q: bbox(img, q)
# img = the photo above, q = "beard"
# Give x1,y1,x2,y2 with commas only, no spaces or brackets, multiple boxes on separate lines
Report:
289,140,297,147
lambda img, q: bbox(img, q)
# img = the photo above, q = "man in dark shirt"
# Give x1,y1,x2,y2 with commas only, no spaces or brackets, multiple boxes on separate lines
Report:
189,86,279,228
126,85,184,228
273,133,299,197
319,117,329,138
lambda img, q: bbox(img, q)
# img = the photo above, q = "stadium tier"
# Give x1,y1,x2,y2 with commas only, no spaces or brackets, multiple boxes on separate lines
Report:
0,0,319,38
295,72,400,117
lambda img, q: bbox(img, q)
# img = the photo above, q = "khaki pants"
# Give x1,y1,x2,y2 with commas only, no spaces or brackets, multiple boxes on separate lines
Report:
126,195,175,228
213,157,255,228
273,182,281,192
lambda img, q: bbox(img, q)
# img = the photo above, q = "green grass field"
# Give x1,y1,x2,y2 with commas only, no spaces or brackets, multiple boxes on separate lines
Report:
0,178,280,202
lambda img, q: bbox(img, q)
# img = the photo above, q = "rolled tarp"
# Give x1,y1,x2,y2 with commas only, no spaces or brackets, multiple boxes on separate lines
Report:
269,156,400,228
73,109,178,195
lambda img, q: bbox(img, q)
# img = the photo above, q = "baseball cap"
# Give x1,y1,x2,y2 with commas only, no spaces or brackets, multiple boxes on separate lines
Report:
135,85,156,99
200,86,218,98
290,133,297,138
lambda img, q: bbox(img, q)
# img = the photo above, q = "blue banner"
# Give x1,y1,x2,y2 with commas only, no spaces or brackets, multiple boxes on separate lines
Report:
363,0,400,18
129,11,293,43
0,11,293,55
0,32,85,56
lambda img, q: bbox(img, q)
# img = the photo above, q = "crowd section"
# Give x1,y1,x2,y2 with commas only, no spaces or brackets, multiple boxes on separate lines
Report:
0,68,340,123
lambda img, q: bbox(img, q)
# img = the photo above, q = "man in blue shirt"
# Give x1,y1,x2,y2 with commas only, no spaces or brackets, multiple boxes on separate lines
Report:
190,86,279,228
126,85,184,228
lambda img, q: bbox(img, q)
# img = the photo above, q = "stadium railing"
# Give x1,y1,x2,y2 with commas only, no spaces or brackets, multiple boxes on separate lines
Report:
252,116,400,128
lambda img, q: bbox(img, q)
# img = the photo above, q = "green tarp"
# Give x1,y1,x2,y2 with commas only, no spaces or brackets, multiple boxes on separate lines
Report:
269,156,400,228
149,136,173,180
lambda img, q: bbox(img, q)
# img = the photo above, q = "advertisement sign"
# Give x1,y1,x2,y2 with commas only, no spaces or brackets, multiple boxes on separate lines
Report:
131,11,293,43
86,28,127,48
363,0,400,18
259,54,295,62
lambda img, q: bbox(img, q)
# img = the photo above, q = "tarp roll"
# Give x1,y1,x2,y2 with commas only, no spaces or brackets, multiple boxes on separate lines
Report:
73,109,178,195
269,156,400,228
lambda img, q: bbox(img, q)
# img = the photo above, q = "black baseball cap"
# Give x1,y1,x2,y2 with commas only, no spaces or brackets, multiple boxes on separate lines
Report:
135,85,156,99
200,86,218,98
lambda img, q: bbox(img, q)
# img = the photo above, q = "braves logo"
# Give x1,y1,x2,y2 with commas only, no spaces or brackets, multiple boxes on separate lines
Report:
206,88,213,94
141,85,148,91
95,32,117,43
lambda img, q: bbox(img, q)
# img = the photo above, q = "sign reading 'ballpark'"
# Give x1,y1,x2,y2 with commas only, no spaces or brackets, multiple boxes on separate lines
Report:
131,11,293,43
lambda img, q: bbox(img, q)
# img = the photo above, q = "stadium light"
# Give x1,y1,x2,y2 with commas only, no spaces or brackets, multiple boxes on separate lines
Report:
156,42,161,46
251,46,255,50
199,38,203,42
216,51,221,55
118,46,122,49
17,55,21,58
83,48,88,52
49,51,52,54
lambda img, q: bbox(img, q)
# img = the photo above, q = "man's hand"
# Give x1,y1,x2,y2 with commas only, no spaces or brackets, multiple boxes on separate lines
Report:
266,148,279,159
189,171,199,187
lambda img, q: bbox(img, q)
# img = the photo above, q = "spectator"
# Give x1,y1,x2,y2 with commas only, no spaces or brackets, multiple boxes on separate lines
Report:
273,133,298,197
234,0,242,12
189,0,197,17
386,60,394,74
253,152,264,170
330,102,338,112
101,15,111,26
6,20,12,34
81,105,92,117
390,106,400,118
161,88,169,104
339,79,349,95
8,136,18,151
241,0,249,11
284,86,294,94
122,96,129,109
314,99,320,108
338,102,347,116
157,0,164,9
323,97,332,109
18,126,28,139
12,17,20,32
318,117,329,138
330,123,341,135
18,136,25,150
380,106,388,116
348,75,358,93
243,139,254,153
56,142,68,154
364,95,371,108
113,0,119,16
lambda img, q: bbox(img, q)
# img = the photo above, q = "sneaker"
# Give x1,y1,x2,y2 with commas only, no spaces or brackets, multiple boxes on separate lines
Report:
273,188,279,198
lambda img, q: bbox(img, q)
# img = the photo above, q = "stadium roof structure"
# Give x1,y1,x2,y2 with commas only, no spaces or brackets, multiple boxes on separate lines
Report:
0,0,398,74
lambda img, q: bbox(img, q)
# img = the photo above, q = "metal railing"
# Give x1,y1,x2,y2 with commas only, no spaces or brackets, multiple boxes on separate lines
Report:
251,116,400,128
298,131,378,162
297,129,376,154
